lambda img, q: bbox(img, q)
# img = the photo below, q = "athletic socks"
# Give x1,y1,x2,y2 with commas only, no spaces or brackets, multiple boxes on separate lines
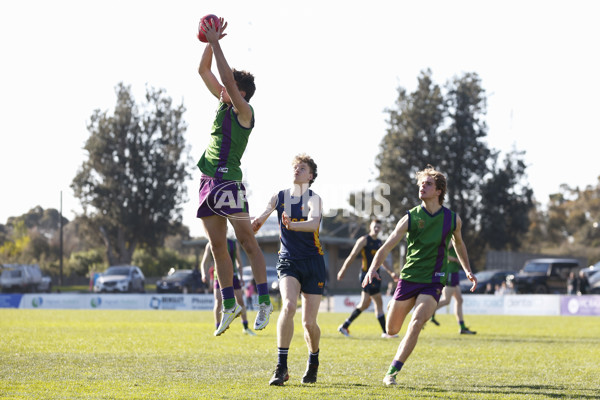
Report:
459,320,467,330
256,282,271,305
386,359,404,376
308,349,319,366
221,286,235,310
344,308,362,328
243,320,249,330
377,313,386,333
277,347,289,369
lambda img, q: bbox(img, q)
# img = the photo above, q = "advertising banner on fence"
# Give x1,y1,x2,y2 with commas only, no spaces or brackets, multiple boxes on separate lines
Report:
560,295,600,316
17,294,214,310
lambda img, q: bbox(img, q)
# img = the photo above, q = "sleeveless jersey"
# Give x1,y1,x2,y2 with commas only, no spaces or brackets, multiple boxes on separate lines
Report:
276,189,324,259
401,205,456,285
445,245,460,274
361,235,382,272
227,238,239,274
197,102,254,181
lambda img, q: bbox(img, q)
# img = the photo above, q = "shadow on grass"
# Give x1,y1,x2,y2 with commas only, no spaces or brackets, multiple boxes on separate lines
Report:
399,383,599,399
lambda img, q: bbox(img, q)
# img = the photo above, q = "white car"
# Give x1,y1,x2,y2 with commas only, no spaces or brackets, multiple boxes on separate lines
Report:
94,266,145,293
241,266,279,293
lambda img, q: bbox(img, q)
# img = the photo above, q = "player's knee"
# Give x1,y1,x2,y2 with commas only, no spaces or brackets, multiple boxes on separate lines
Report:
281,299,297,316
303,318,318,332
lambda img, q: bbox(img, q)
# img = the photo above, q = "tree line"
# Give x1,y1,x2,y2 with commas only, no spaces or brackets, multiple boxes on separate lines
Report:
1,74,599,280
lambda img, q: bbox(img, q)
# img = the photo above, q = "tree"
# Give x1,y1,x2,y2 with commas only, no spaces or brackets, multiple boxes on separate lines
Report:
440,72,491,243
376,69,446,217
478,150,534,251
376,70,533,267
72,83,191,266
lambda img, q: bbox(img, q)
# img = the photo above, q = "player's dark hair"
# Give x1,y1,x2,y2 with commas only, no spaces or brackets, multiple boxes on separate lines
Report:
292,153,318,186
233,69,255,102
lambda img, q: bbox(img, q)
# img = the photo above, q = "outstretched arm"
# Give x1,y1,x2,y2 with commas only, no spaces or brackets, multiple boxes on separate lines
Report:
337,236,367,280
198,44,223,99
251,193,278,233
203,18,253,127
452,215,477,292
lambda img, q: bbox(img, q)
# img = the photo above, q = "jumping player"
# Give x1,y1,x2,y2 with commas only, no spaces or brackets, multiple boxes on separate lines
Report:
362,165,477,386
430,242,477,334
196,17,271,336
337,219,398,338
201,238,256,336
252,154,326,386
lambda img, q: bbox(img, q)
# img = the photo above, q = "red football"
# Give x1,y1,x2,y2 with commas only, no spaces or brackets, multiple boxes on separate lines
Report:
197,14,220,43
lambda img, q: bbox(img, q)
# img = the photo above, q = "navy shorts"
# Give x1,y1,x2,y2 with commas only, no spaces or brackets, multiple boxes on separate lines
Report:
276,255,327,295
360,270,382,295
214,275,242,290
197,175,249,218
393,279,444,303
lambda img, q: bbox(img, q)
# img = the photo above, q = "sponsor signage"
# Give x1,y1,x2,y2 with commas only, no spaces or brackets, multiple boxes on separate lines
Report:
560,295,600,316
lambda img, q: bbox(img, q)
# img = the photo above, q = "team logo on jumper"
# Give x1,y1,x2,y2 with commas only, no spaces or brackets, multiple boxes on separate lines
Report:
318,281,324,288
217,167,229,173
418,219,426,229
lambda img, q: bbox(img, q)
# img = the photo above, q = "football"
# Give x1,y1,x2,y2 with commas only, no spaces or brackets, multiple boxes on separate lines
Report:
197,14,220,43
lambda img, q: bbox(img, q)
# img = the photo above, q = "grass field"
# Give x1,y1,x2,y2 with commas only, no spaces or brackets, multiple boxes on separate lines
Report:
1,309,599,400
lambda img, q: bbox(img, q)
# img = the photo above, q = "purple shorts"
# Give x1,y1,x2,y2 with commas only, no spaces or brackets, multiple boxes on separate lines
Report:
196,175,249,218
214,275,242,290
393,279,444,303
448,272,460,287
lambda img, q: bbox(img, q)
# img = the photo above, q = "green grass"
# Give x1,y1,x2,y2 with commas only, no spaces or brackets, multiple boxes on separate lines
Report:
1,310,599,399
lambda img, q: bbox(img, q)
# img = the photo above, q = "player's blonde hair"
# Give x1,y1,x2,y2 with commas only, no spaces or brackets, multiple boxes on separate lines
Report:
416,164,447,205
292,153,318,186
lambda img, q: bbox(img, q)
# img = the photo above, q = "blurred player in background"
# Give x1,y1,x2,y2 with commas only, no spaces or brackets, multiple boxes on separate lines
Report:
202,237,256,336
430,242,476,334
337,219,398,338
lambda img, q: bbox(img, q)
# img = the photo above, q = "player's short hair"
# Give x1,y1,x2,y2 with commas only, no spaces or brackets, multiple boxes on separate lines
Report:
233,69,255,102
292,153,318,186
416,164,447,205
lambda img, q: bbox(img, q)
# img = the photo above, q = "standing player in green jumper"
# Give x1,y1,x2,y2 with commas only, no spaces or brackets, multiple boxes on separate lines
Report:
197,17,271,337
362,165,478,386
430,242,477,334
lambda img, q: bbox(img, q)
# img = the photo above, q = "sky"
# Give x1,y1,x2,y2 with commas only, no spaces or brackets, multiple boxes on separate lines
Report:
1,0,599,238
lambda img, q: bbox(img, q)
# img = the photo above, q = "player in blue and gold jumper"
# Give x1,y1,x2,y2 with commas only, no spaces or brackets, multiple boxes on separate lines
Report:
337,219,398,338
252,154,325,386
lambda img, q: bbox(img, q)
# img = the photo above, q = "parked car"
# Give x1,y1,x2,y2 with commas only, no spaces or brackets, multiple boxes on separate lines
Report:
0,264,52,293
93,265,145,293
242,265,279,293
460,269,516,294
156,269,205,293
586,261,600,293
511,258,580,294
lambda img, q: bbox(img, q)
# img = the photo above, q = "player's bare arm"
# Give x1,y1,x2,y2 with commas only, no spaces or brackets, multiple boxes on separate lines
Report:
451,215,477,292
362,214,408,287
282,194,322,232
204,19,253,128
251,193,278,233
337,236,367,280
198,45,223,98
